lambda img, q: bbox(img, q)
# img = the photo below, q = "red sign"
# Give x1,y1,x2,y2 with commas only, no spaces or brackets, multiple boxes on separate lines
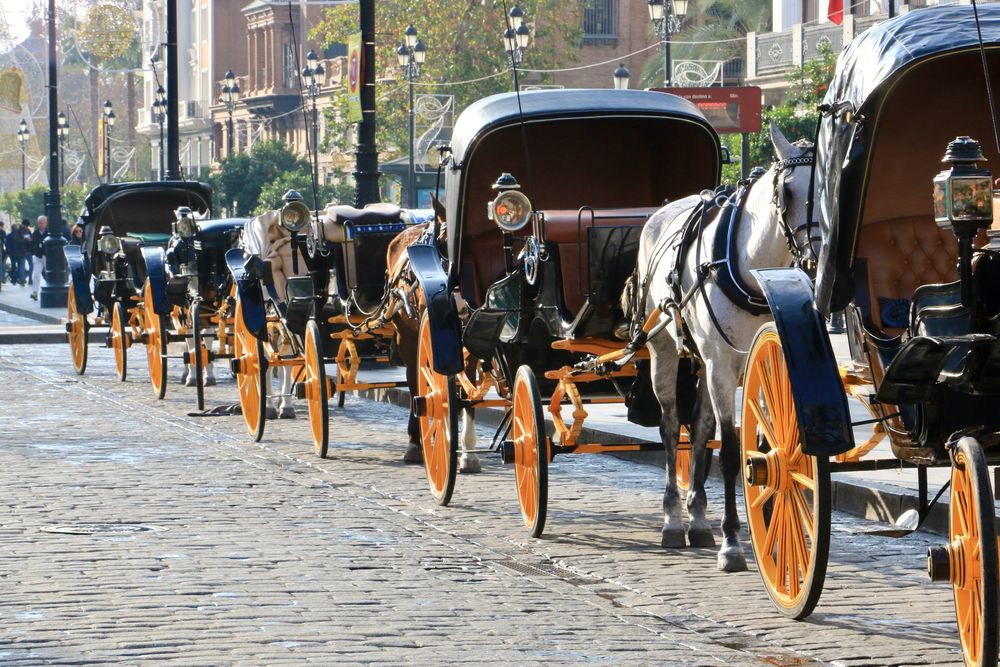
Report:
651,86,762,134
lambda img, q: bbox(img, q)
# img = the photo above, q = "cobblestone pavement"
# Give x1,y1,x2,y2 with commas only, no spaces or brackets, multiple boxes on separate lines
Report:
0,344,967,665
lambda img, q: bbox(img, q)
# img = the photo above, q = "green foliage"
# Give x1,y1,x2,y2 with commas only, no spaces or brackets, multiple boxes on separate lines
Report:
209,140,309,216
311,0,584,162
747,44,838,170
0,184,92,228
255,170,352,216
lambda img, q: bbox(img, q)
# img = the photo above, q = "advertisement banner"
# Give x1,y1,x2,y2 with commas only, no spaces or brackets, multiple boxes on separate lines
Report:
347,32,363,124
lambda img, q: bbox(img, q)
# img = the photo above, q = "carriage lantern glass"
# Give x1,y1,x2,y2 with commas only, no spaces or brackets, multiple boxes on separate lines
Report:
932,136,992,229
279,189,311,233
174,206,196,239
98,225,121,256
488,173,532,232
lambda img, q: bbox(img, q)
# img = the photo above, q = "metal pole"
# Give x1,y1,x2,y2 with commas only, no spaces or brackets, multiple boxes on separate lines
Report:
226,113,233,157
312,99,319,191
664,33,671,87
20,150,25,189
105,128,111,181
408,69,415,208
741,131,750,179
59,135,64,186
165,0,180,179
159,121,165,178
354,0,379,207
42,0,67,308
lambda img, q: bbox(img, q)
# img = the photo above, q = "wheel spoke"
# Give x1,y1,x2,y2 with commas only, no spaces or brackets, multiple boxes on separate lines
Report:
747,399,781,453
750,484,776,510
791,485,816,542
763,494,784,558
789,471,815,491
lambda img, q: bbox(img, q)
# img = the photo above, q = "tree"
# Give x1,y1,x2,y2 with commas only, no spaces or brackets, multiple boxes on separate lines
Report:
0,184,91,228
311,1,584,165
209,140,312,216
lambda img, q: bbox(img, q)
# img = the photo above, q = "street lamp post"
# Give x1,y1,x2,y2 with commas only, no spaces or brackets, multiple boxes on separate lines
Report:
152,85,166,179
302,51,325,194
648,0,688,87
17,118,29,189
102,100,115,180
502,5,531,68
57,111,68,185
613,63,631,90
220,70,240,158
397,26,427,209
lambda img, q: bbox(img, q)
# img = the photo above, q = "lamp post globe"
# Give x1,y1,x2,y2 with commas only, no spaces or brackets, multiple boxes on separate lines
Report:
399,25,427,208
613,63,630,90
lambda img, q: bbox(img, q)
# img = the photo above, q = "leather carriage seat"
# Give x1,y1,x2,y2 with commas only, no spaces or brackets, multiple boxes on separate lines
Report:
321,203,402,244
246,210,309,302
856,216,967,333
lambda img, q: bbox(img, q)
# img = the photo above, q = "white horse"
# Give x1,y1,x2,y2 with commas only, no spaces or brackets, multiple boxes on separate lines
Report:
636,124,817,571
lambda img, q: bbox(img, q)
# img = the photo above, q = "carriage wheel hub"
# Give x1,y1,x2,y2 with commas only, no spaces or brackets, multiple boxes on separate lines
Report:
745,449,788,491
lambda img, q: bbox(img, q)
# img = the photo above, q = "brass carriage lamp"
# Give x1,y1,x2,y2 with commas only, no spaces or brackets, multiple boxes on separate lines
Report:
98,225,121,257
488,173,532,233
933,136,993,306
613,63,631,90
174,206,196,239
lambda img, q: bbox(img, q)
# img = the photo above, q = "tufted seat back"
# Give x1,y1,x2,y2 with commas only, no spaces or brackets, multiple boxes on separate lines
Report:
245,210,309,302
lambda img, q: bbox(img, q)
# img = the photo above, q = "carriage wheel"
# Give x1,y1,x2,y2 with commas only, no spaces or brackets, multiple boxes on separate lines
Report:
110,301,128,382
931,437,999,667
192,301,206,411
143,282,168,400
233,296,267,441
67,285,88,375
512,365,548,538
741,323,831,620
304,319,329,459
416,314,458,506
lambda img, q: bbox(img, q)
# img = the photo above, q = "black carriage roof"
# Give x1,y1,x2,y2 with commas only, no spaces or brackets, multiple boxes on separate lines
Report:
815,4,1000,312
79,180,212,228
449,88,712,164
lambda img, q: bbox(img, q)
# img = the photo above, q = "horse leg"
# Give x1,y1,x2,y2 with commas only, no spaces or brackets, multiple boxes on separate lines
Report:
705,364,747,572
204,358,216,386
278,366,296,419
264,366,279,420
402,339,423,464
458,408,481,473
649,342,684,548
685,380,717,548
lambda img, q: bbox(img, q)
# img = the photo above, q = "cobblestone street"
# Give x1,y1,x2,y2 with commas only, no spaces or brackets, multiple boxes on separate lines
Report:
0,344,967,665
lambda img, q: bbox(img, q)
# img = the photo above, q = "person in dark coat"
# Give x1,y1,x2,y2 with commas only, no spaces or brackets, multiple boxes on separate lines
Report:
0,221,6,284
10,221,30,285
30,215,47,299
67,223,84,247
3,225,14,283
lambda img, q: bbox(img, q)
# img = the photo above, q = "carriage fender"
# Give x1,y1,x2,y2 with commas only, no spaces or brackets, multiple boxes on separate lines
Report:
751,267,854,457
141,248,172,316
406,243,463,375
64,245,94,316
225,248,267,340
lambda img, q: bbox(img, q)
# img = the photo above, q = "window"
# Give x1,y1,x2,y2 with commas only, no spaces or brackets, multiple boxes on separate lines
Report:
283,43,296,88
583,0,617,41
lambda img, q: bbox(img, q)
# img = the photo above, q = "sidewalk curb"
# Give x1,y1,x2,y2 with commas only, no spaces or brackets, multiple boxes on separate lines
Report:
0,294,63,325
356,385,954,537
0,327,104,345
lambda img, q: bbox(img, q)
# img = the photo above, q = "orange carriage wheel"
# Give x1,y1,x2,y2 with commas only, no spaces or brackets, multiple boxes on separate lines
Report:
233,295,267,441
304,319,329,459
66,284,88,375
416,314,458,506
928,437,999,667
110,301,129,382
511,365,548,538
142,281,168,400
741,323,830,620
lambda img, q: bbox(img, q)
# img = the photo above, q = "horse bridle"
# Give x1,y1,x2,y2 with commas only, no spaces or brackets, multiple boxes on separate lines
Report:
770,150,820,271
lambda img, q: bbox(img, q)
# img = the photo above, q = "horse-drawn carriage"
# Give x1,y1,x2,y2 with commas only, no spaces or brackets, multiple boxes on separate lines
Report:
64,181,212,385
407,88,724,526
228,191,428,456
736,6,1000,664
143,208,246,407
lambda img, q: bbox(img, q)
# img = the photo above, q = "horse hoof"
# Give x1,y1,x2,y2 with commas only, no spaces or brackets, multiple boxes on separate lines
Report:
184,375,197,387
278,407,296,420
265,407,278,420
203,375,217,387
717,546,748,573
660,529,686,549
459,455,481,474
687,528,716,549
403,442,424,464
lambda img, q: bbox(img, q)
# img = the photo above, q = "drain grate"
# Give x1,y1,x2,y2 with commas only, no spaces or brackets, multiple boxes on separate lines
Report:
41,523,162,536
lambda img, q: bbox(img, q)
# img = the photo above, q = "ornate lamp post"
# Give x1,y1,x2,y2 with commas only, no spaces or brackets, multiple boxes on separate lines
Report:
648,0,688,87
17,118,29,189
56,111,68,185
397,25,427,208
152,85,166,179
502,5,531,67
220,69,240,157
613,63,631,90
102,100,115,180
302,50,325,192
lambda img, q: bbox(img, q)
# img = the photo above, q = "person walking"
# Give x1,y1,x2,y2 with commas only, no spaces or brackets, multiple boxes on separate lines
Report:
30,215,47,300
4,224,15,283
67,223,83,247
10,220,30,286
0,221,7,285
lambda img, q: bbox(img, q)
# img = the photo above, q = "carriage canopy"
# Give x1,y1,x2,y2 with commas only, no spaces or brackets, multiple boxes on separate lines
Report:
816,4,1000,312
443,89,722,286
78,181,213,237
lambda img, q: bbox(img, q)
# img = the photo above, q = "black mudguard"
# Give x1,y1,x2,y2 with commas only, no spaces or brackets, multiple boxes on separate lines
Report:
64,245,94,316
752,268,854,457
141,248,172,316
226,248,267,340
407,243,462,375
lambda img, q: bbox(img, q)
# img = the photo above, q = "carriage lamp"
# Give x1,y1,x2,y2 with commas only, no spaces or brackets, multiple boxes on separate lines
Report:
174,206,196,239
932,136,993,306
98,225,121,256
279,189,311,233
613,63,631,90
488,173,532,232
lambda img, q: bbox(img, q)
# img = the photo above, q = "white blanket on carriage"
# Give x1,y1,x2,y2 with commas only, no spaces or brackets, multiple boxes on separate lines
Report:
244,210,310,302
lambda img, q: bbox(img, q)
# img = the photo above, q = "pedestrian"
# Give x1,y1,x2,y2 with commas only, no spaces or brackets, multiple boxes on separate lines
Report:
21,219,32,285
30,215,47,300
4,225,15,283
10,220,30,285
67,223,84,247
0,220,6,285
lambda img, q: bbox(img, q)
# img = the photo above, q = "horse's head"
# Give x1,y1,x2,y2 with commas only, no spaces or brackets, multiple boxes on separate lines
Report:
760,122,821,271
